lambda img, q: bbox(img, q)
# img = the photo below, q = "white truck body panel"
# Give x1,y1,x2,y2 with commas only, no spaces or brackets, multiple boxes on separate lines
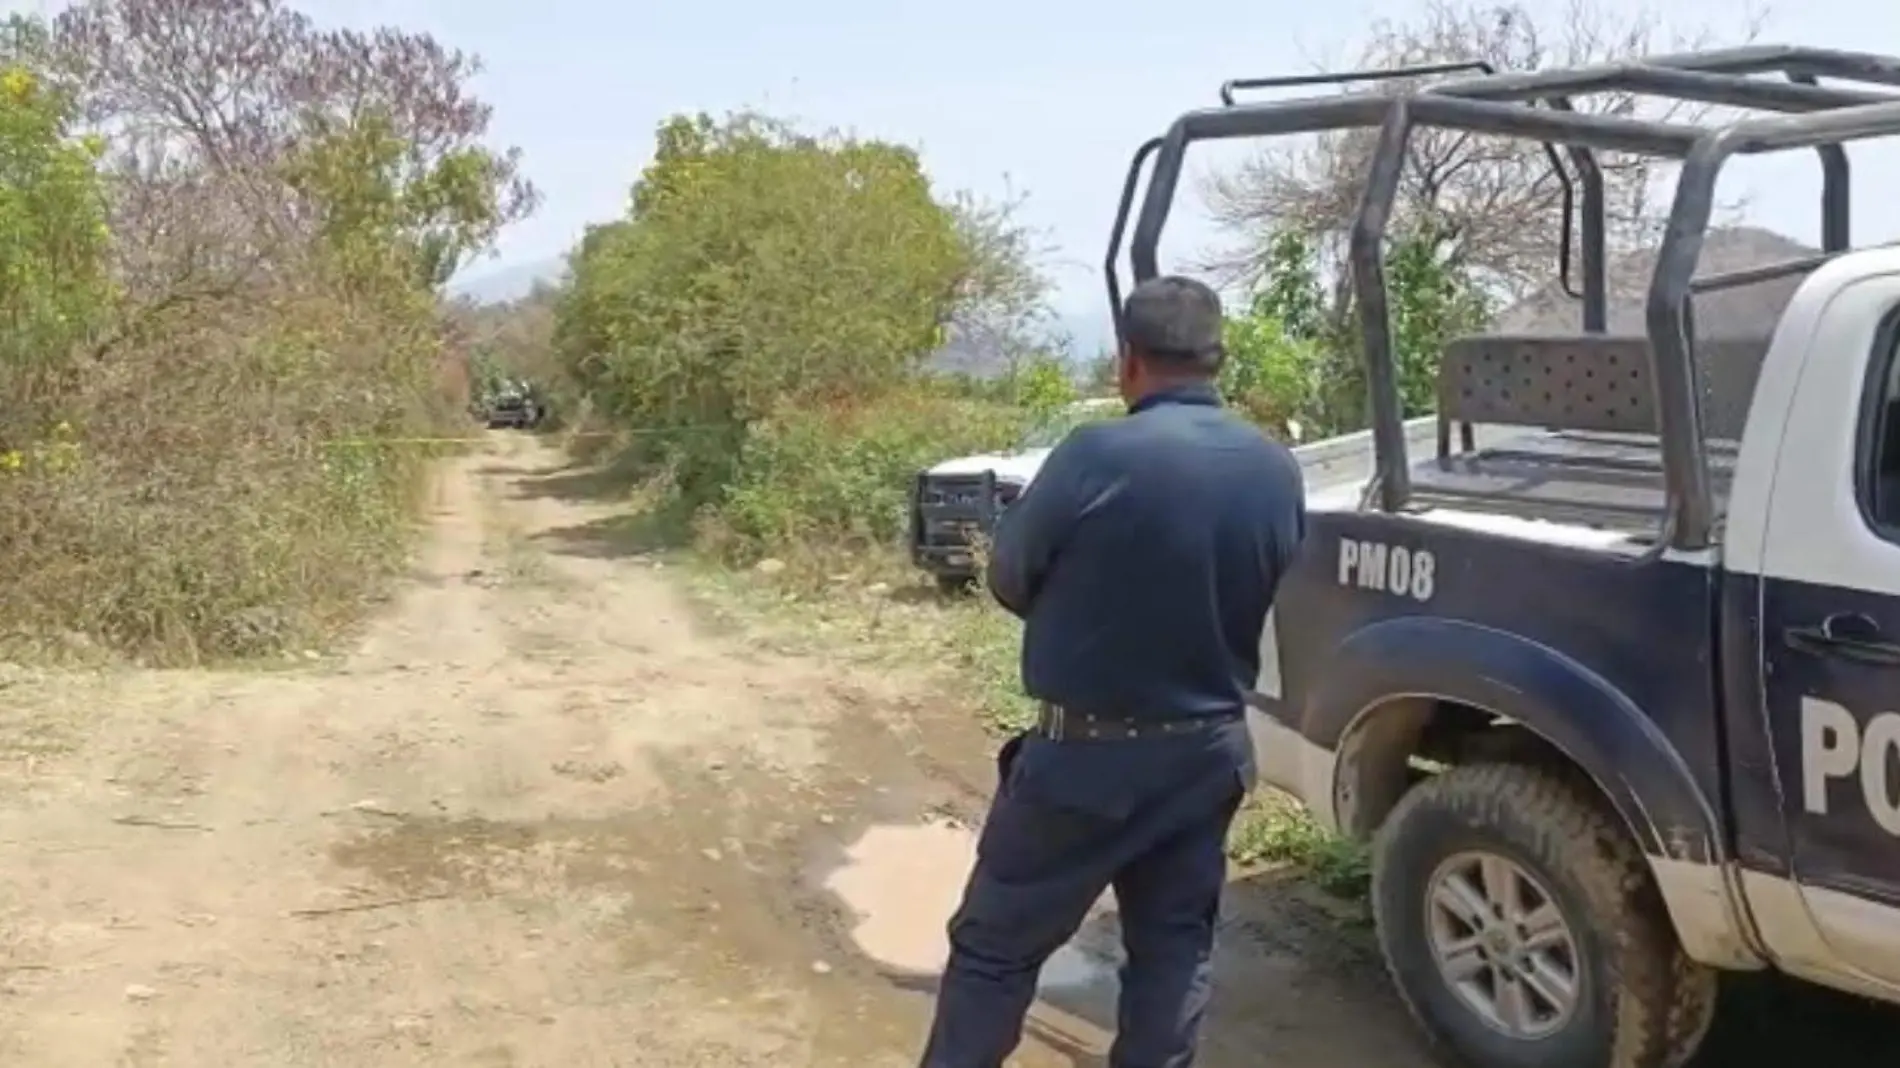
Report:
922,398,1126,485
925,449,1050,484
1721,247,1900,998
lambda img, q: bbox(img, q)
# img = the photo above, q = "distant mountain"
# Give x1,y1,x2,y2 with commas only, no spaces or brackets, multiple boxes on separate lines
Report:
1495,225,1819,336
922,308,1115,380
450,257,565,305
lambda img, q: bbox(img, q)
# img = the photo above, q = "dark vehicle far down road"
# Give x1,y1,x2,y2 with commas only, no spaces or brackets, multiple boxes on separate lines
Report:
483,382,540,430
1108,44,1900,1068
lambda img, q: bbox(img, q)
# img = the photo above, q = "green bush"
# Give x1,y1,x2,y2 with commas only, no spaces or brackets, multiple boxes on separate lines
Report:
1219,308,1328,442
0,264,444,661
705,388,1031,563
1218,226,1493,442
553,113,979,502
989,354,1079,417
0,65,110,409
544,109,1067,567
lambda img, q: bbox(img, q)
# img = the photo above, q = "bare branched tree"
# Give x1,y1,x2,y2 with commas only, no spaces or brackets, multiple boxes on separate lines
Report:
941,185,1065,375
1200,0,1767,298
45,0,538,306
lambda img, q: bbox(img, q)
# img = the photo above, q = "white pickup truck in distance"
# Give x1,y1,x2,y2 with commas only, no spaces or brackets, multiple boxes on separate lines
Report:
908,398,1121,590
1111,42,1900,1068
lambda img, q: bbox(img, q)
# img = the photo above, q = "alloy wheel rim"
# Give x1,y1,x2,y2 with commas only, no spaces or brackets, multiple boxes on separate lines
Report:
1423,850,1583,1040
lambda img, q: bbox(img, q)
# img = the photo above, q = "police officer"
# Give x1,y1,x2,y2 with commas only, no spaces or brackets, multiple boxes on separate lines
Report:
918,275,1308,1067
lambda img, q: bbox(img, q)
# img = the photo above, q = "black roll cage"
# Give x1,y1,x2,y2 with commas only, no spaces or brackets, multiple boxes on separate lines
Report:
1106,45,1900,550
1107,61,1588,334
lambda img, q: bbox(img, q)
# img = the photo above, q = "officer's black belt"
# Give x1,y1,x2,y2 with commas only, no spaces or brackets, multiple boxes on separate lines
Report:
1033,703,1237,742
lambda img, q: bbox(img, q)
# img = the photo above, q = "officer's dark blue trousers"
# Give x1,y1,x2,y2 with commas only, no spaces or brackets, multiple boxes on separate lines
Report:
920,721,1250,1068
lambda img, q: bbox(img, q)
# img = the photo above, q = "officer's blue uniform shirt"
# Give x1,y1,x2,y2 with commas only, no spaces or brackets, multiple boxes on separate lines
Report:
986,382,1307,725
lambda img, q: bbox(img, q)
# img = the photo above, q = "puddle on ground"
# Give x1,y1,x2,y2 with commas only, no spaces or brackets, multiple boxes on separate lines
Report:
819,817,1123,1005
1040,941,1119,996
815,816,1455,1066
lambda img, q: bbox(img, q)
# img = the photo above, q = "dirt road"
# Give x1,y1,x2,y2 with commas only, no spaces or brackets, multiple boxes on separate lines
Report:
0,433,1892,1066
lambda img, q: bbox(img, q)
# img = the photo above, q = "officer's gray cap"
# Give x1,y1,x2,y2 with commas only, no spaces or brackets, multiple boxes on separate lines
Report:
1121,275,1225,367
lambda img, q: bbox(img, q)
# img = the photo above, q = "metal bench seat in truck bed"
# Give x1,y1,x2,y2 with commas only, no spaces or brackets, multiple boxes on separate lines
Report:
1404,333,1767,533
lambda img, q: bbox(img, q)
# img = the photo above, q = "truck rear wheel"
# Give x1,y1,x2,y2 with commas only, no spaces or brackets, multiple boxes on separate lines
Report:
1371,762,1714,1068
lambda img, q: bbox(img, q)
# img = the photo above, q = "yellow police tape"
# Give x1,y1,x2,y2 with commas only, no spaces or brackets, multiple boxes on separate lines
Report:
322,433,604,447
321,427,723,448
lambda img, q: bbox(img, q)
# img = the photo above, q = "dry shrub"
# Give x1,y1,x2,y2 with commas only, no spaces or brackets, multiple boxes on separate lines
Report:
0,265,449,662
0,0,532,664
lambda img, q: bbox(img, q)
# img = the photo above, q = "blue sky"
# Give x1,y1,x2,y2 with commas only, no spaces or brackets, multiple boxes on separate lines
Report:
12,0,1900,352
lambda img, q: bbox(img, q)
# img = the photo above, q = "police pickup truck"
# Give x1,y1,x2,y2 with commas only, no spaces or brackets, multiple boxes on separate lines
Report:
1112,45,1900,1068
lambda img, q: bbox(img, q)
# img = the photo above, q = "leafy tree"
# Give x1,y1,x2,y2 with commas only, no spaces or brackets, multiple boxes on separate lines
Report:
284,109,519,289
556,111,990,498
1218,222,1487,439
0,60,111,413
1219,308,1327,442
552,219,638,404
1387,217,1491,415
47,0,538,298
1251,230,1330,344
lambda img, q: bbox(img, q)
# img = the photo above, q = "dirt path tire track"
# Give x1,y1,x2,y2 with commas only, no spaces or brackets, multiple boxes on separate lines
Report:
0,434,1436,1067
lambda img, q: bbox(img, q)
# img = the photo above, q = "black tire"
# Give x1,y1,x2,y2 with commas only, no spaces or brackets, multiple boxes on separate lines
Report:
1663,952,1719,1068
1371,763,1714,1068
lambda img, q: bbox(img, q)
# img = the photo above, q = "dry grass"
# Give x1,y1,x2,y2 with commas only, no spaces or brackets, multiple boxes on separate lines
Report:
679,548,1039,730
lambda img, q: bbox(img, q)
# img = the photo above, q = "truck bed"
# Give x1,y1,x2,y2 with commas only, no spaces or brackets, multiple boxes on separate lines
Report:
1295,418,1734,540
1294,416,1444,499
1411,429,1737,535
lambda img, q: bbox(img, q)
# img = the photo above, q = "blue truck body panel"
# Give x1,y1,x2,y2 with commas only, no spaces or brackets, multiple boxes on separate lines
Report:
1261,510,1729,865
1717,574,1785,879
1261,501,1900,969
